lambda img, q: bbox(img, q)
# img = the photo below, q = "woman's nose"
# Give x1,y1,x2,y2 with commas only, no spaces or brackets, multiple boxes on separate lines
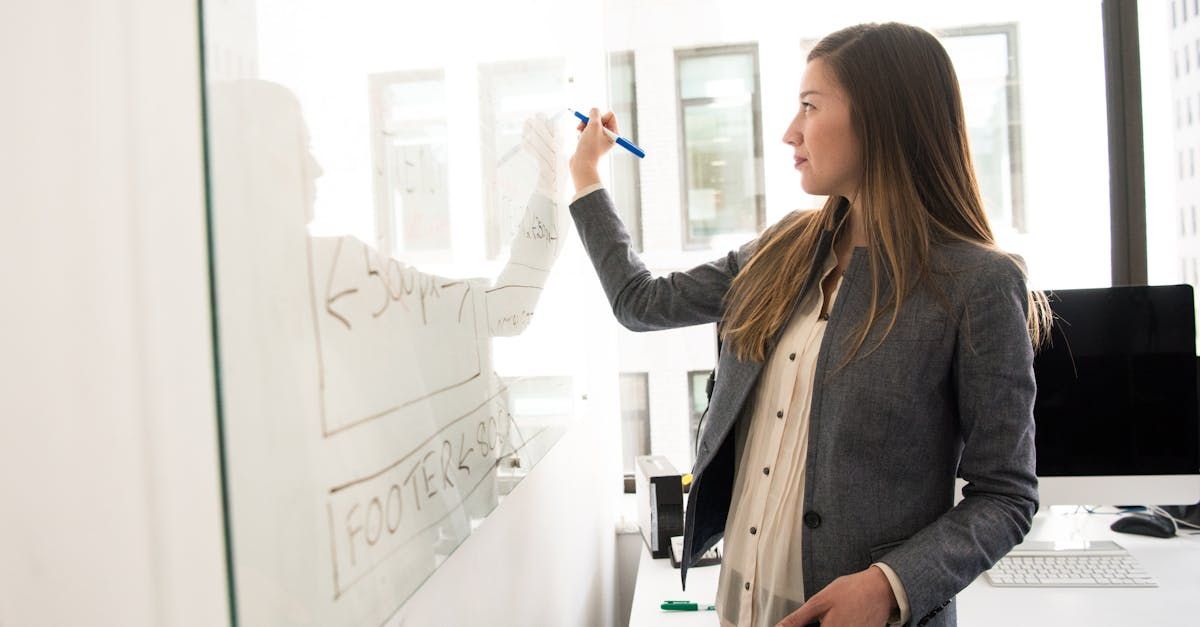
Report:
782,116,803,146
782,125,801,146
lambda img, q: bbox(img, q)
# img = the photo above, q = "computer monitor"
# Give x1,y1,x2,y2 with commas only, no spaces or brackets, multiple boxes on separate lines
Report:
1034,284,1200,507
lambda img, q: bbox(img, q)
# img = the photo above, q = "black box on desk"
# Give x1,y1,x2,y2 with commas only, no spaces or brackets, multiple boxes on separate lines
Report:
635,455,683,559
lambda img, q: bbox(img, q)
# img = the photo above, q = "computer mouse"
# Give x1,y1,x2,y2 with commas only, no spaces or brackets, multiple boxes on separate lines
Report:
1110,512,1176,538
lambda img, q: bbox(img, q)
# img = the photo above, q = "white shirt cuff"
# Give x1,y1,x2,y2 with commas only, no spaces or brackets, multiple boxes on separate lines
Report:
570,183,605,204
872,562,911,626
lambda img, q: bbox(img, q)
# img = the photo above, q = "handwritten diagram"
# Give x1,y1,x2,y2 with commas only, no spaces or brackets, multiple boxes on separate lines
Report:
309,235,483,437
208,75,575,625
303,112,566,601
325,391,511,597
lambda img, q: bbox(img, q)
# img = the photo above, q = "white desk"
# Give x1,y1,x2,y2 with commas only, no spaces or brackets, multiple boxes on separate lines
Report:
629,508,1200,626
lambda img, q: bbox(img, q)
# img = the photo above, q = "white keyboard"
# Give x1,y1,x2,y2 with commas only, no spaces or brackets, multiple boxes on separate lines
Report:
986,541,1157,588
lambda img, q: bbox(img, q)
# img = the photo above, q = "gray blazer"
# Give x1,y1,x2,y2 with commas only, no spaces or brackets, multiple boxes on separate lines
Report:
570,189,1038,627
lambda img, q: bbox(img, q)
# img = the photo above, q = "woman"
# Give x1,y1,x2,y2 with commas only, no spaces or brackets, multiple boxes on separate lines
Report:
569,22,1048,627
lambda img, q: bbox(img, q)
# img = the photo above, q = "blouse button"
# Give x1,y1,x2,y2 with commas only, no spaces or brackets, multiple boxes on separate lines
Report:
762,467,770,475
750,526,757,535
745,582,751,591
776,410,783,419
789,352,796,361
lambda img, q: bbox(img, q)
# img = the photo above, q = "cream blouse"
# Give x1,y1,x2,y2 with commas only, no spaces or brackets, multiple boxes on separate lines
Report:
715,251,910,627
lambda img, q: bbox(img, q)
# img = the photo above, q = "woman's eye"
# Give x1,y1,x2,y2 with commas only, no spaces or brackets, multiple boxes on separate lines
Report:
801,102,814,113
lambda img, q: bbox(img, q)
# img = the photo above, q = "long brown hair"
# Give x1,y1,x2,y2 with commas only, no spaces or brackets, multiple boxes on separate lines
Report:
722,22,1050,363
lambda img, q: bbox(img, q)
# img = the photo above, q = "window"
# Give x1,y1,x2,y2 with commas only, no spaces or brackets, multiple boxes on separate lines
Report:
1146,0,1200,347
676,44,765,248
686,370,712,463
941,25,1026,232
369,71,450,257
609,51,644,251
619,373,651,478
478,58,567,259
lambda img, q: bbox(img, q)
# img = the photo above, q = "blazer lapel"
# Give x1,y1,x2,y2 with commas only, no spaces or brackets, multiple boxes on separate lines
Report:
694,200,849,473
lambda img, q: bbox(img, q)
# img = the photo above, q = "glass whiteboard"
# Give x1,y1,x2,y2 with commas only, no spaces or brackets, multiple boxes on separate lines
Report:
200,1,607,623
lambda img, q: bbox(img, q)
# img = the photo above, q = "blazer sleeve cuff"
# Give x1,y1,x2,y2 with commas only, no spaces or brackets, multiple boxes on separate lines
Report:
872,562,911,626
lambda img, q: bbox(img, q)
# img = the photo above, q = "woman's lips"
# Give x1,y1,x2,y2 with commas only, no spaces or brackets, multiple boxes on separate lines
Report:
794,157,808,169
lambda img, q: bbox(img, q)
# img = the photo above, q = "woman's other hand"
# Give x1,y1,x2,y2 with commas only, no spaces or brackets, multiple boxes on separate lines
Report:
568,107,617,191
775,566,897,627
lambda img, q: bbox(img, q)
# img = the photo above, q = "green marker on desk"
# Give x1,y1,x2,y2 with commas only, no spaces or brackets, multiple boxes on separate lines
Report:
662,600,716,611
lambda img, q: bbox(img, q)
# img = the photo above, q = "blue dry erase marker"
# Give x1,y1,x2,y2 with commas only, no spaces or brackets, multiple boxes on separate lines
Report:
661,600,716,611
572,109,646,159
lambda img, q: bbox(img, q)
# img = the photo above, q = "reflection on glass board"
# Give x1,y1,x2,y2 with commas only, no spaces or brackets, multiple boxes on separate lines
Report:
479,58,569,259
369,71,450,257
498,375,576,488
200,1,600,622
206,77,572,624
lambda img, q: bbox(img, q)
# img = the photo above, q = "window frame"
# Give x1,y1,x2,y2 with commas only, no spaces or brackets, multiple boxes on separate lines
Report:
609,50,645,252
1104,0,1147,285
674,43,766,250
938,23,1028,233
618,372,652,492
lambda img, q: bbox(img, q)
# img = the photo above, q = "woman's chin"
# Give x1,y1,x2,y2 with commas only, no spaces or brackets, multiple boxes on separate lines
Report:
799,178,825,196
